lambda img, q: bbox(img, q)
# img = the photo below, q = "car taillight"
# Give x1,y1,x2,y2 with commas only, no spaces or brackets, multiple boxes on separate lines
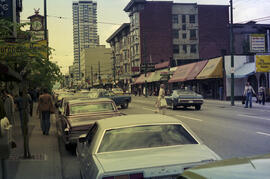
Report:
103,173,144,179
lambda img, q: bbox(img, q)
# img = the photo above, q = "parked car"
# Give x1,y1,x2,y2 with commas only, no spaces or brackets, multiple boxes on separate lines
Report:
111,88,124,95
77,114,221,179
88,90,131,109
166,89,204,110
179,153,270,179
56,98,123,150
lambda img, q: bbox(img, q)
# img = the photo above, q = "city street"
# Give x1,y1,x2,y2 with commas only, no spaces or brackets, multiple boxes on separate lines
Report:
59,96,270,179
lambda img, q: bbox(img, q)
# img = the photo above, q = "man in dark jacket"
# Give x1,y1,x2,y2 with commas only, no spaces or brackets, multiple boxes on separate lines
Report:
37,88,54,135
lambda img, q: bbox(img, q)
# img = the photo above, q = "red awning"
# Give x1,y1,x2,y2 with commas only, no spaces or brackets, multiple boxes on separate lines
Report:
133,72,152,84
186,60,208,81
168,63,196,83
155,61,170,70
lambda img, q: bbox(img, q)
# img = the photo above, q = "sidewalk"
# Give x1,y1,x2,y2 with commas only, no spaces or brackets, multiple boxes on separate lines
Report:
4,103,62,179
131,94,270,110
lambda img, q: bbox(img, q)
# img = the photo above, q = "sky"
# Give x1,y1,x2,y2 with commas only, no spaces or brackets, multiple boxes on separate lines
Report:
20,0,270,74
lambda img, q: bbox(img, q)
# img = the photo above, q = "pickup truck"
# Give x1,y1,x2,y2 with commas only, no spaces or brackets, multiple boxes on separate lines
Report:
88,90,131,109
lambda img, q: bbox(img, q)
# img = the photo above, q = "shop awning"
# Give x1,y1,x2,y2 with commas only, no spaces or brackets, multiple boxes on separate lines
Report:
227,62,255,78
147,69,168,83
196,57,223,79
133,72,152,84
186,60,208,81
168,63,196,83
155,61,170,70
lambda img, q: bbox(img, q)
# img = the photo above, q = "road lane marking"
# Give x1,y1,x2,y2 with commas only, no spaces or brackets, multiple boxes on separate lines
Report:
175,115,203,122
256,132,270,137
238,114,270,121
142,107,157,112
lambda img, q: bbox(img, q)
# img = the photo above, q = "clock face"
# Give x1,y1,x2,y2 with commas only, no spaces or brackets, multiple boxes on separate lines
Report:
32,21,42,31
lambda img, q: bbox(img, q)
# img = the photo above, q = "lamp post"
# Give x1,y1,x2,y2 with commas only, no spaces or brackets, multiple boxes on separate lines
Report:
230,0,235,106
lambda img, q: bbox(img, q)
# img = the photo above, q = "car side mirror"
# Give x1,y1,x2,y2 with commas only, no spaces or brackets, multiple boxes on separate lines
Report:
78,134,87,143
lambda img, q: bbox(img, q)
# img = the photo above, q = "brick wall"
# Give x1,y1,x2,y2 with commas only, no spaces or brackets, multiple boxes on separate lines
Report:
140,2,173,64
198,5,230,59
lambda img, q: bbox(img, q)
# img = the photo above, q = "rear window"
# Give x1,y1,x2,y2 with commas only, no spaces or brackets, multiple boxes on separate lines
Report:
70,103,115,114
98,124,198,153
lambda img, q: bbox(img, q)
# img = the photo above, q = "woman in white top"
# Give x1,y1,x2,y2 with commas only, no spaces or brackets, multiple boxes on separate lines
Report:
155,84,166,115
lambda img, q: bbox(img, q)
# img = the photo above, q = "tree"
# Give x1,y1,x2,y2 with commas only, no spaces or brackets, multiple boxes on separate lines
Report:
0,18,63,90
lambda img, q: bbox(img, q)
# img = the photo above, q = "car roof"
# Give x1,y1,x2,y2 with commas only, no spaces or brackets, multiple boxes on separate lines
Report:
68,98,113,105
97,114,183,129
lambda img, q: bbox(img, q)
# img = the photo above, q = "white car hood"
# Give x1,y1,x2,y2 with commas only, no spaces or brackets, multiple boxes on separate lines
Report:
95,144,219,173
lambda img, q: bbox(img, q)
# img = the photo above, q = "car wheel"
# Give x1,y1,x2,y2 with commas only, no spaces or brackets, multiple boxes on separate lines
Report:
195,105,201,110
121,101,129,109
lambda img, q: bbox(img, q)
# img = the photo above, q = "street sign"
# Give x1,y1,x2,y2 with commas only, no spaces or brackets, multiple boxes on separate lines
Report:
0,0,13,19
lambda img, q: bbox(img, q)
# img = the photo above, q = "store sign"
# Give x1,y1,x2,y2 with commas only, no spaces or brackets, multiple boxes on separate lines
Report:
250,34,265,52
0,0,13,19
256,55,270,72
0,40,48,59
30,31,45,42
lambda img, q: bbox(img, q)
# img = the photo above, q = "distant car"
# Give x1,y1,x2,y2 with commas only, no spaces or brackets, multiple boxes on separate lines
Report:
77,114,221,179
111,88,124,95
88,90,131,109
179,153,270,179
56,98,122,149
166,89,204,110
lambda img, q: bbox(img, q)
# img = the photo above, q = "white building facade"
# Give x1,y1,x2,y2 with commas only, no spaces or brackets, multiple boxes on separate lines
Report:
72,0,99,81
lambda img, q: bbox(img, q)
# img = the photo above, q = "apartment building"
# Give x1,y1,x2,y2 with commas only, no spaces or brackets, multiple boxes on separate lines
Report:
80,46,112,86
122,0,229,68
106,23,131,88
72,0,99,81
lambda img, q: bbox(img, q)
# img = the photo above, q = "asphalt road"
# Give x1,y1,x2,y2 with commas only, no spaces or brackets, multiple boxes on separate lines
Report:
58,96,270,179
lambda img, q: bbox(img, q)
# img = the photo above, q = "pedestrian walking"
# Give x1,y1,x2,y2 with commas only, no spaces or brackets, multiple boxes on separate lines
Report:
258,86,266,105
15,89,32,158
155,84,166,115
243,82,256,108
1,89,15,125
37,88,54,135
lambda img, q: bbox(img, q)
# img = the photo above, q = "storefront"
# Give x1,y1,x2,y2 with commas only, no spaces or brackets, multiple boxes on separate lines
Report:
196,57,223,99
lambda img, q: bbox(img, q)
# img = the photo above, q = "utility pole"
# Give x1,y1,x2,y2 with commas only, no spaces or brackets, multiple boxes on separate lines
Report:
91,65,93,87
230,0,235,106
112,51,116,85
143,38,148,97
98,61,101,85
44,0,49,60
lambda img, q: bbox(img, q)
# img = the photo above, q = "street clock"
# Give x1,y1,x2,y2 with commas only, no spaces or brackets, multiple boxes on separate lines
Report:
28,9,44,31
32,20,42,31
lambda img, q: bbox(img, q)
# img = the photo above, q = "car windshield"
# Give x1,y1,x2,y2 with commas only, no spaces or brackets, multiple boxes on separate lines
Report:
98,124,198,153
70,103,114,114
174,90,196,95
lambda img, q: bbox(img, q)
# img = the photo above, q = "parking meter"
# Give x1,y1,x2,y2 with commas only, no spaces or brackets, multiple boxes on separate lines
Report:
0,117,12,159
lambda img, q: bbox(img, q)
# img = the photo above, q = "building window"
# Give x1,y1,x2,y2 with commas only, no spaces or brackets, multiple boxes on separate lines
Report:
189,15,195,23
172,29,179,39
173,45,179,54
182,45,187,53
190,29,196,39
182,24,186,30
191,44,197,53
182,15,186,23
172,14,178,24
182,33,186,39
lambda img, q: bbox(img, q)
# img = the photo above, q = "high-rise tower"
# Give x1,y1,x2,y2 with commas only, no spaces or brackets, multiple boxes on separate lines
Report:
72,0,99,81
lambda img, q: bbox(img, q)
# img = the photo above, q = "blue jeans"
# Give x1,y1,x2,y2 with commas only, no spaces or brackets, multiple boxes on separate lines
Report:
245,92,252,108
41,111,51,134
